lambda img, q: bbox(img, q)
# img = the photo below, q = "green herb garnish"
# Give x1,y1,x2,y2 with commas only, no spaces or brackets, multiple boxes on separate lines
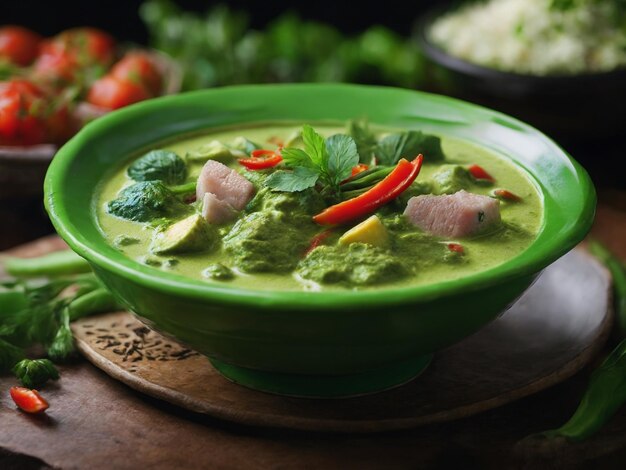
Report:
376,130,444,166
265,125,359,200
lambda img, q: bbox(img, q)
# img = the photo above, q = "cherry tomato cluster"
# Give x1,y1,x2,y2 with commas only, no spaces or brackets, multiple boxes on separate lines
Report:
0,79,71,146
0,25,164,146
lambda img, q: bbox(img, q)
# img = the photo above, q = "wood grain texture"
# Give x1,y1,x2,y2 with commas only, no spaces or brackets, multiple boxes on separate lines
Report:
68,248,612,433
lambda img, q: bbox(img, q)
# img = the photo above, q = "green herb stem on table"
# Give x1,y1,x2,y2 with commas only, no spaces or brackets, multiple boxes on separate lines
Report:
536,240,626,441
0,250,124,388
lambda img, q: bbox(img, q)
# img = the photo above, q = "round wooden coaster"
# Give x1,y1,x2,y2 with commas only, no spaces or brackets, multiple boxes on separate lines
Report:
72,248,612,433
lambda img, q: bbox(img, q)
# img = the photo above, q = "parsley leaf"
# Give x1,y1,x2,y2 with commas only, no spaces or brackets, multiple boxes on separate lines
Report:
326,134,359,187
265,167,320,192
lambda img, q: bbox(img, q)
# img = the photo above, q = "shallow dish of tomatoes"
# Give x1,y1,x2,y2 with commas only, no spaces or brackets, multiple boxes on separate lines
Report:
0,25,181,199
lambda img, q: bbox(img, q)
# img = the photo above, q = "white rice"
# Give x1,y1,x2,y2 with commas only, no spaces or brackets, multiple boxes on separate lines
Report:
429,0,626,75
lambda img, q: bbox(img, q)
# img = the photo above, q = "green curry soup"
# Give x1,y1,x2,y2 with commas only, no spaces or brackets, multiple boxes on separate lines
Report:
95,122,542,292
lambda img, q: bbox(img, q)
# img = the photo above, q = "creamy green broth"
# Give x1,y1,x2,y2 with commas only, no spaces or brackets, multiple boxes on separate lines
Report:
96,124,543,291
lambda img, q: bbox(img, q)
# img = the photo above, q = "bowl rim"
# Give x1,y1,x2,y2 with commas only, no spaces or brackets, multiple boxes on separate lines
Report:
415,4,626,82
44,83,596,311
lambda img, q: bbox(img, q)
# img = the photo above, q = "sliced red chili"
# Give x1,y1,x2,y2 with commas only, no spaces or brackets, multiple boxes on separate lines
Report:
468,164,495,182
493,188,521,202
447,243,465,254
304,229,333,256
341,164,370,184
313,155,424,226
351,163,369,177
239,149,283,170
10,387,49,414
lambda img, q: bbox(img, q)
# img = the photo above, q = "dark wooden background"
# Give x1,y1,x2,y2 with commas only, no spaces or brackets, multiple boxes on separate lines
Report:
3,0,443,40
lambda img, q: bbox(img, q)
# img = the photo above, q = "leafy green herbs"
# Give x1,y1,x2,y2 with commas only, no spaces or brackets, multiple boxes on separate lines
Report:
0,338,24,373
348,119,379,163
376,131,444,166
127,150,187,185
140,0,424,91
264,123,444,202
46,308,74,362
347,120,445,165
1,250,123,388
264,167,319,193
265,125,359,200
12,359,59,389
107,181,190,222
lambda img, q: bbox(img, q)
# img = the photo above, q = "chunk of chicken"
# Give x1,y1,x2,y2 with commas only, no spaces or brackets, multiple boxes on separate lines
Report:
404,190,501,238
201,192,237,224
196,160,255,211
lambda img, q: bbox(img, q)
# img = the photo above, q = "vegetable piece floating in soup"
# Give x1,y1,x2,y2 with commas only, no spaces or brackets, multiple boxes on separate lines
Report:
96,121,543,291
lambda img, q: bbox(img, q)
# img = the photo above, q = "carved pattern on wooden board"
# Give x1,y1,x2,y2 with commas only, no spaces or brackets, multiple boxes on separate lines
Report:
77,321,199,373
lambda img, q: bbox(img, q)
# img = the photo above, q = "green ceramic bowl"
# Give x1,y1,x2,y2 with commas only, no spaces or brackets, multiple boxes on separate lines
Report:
45,84,595,397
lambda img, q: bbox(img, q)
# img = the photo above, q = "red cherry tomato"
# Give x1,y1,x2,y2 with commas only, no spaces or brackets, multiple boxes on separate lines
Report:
41,27,115,66
10,387,49,413
0,84,47,146
0,79,71,146
32,50,79,88
0,26,42,66
111,52,163,95
87,76,151,110
0,78,44,96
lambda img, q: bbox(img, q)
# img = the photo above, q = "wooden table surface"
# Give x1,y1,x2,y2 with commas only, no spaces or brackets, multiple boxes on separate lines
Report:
1,190,625,469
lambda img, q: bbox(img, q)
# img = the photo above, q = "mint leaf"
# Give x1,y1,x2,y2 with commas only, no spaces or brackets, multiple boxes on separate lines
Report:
302,125,328,168
348,119,378,163
326,134,359,186
280,147,314,168
265,167,319,192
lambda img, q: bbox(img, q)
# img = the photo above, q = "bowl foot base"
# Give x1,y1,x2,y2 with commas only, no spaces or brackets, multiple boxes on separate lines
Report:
209,354,433,398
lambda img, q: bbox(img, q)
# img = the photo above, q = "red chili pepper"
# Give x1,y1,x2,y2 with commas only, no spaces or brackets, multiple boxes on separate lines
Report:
10,387,49,414
313,155,424,226
304,230,333,256
447,243,465,254
239,149,283,170
468,164,495,182
493,188,521,202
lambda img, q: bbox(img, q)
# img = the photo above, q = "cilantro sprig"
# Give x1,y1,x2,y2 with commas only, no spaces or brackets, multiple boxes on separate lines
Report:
265,125,359,200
